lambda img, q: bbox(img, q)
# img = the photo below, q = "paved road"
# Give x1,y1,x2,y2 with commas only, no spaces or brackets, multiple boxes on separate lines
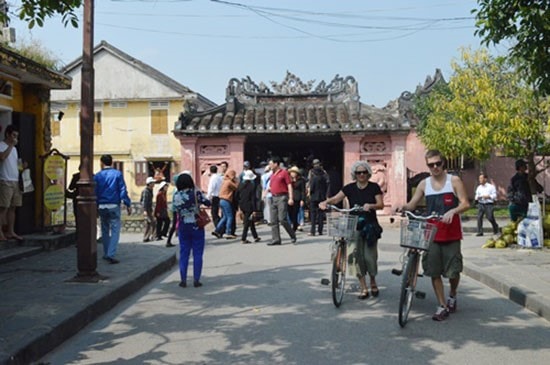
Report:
40,226,550,365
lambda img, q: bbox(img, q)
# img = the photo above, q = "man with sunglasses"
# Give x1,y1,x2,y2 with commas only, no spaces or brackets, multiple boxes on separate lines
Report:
401,149,470,321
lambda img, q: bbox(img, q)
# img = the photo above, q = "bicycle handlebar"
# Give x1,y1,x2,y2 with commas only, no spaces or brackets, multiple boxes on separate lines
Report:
403,210,441,221
326,204,364,213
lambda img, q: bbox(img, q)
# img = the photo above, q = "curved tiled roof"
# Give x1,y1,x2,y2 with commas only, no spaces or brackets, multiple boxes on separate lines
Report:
174,72,412,136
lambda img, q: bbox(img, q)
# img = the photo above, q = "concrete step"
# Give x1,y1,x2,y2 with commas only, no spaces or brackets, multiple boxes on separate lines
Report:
0,230,77,265
0,245,43,264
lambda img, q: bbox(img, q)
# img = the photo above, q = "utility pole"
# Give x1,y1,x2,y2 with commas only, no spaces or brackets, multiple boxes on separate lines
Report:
73,0,104,282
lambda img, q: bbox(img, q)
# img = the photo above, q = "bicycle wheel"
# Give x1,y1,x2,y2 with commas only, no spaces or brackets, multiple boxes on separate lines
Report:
398,251,419,327
331,240,347,307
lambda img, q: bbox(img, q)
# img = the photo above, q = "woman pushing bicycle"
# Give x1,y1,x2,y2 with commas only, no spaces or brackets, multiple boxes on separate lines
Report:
400,150,470,321
319,160,384,300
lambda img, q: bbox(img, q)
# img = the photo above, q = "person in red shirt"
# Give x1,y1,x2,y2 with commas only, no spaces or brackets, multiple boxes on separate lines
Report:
266,156,297,245
401,149,470,321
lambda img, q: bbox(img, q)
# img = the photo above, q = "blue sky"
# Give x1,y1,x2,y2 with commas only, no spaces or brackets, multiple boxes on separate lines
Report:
10,0,492,107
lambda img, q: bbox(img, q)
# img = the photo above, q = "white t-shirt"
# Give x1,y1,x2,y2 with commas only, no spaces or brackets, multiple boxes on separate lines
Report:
0,141,19,182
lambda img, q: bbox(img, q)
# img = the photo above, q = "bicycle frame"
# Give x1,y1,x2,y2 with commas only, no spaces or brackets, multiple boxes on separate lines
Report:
393,211,439,327
326,204,363,308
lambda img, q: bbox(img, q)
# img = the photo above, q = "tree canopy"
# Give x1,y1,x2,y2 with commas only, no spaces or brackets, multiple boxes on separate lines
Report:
473,0,550,95
1,0,82,28
414,47,550,185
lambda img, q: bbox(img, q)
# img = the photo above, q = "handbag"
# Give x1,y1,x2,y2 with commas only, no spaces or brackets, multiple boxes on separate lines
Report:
194,190,211,228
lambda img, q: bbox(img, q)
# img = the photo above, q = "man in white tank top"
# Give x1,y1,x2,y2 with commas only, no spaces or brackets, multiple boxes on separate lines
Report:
402,150,470,321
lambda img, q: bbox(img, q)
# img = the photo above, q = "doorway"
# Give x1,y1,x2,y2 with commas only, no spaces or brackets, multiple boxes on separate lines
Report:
244,134,343,173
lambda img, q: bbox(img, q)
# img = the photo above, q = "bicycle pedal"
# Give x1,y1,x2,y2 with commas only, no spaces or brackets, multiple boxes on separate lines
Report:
320,278,330,286
391,269,402,276
415,291,426,299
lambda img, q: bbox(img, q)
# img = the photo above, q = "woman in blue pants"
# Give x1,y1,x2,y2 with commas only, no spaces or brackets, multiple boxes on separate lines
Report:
173,173,211,288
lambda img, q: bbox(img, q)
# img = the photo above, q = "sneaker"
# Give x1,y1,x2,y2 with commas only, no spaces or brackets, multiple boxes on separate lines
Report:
432,306,449,321
106,257,120,264
224,234,237,239
211,231,221,239
446,296,457,313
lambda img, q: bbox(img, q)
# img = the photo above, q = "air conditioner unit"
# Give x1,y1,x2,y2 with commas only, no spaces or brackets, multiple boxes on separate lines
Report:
2,27,15,43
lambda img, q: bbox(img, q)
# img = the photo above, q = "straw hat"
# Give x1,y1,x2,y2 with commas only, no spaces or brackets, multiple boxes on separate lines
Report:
288,166,301,175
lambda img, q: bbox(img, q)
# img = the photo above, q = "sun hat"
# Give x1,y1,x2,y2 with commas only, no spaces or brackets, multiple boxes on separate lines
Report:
159,181,169,190
243,170,256,181
288,166,301,174
146,176,155,185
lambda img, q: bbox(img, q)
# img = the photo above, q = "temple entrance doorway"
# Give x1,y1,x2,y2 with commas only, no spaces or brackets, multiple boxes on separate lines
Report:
245,134,342,169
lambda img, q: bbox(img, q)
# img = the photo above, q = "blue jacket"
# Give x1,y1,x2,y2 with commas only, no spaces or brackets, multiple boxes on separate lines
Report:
94,167,131,207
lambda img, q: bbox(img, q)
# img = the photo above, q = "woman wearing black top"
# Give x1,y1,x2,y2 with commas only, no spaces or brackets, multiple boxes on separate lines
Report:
237,170,261,244
319,160,384,300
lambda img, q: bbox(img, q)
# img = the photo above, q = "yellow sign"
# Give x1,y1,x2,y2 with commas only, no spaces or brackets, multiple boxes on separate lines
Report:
44,155,65,180
44,185,64,211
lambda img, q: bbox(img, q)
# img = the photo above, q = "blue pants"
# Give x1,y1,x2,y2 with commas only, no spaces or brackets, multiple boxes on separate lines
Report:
98,206,121,259
216,198,234,234
178,223,205,282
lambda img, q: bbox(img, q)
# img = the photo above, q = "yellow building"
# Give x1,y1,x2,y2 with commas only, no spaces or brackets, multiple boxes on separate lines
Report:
0,44,71,233
50,41,215,202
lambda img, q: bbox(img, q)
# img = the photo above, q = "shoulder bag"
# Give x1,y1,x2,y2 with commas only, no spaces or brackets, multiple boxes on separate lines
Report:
194,190,211,228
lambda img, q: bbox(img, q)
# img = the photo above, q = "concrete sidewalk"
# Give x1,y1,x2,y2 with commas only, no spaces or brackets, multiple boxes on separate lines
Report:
0,235,176,365
1,217,549,364
460,217,550,323
382,216,550,322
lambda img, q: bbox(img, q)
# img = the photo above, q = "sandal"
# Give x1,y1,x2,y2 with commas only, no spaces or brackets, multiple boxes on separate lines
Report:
371,286,379,297
358,290,369,300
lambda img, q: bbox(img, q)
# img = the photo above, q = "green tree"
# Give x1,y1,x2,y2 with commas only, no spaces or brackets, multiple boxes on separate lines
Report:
415,48,550,190
1,0,82,28
473,0,550,95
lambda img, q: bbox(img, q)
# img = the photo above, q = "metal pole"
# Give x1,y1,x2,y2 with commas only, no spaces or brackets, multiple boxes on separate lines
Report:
73,0,103,281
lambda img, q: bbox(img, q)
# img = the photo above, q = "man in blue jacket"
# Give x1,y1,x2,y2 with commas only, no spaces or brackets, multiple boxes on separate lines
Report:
94,154,132,264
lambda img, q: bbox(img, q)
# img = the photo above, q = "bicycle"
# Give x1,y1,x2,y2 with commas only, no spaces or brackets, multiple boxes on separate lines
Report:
391,211,439,327
322,204,363,308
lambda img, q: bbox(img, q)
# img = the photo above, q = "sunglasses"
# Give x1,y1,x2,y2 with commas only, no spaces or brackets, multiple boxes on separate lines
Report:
427,161,443,168
355,170,369,175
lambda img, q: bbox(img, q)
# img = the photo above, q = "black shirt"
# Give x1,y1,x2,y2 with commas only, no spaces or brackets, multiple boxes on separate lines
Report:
342,182,382,224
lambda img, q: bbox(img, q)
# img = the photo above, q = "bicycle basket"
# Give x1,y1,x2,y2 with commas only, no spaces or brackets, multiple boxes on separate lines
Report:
327,212,358,239
400,219,437,250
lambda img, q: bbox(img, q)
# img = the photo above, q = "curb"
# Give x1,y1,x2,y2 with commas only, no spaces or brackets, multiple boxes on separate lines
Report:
1,252,177,365
463,263,550,322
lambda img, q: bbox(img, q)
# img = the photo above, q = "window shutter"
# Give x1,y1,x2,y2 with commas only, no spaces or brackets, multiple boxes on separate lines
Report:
151,109,168,134
135,161,148,185
93,111,102,135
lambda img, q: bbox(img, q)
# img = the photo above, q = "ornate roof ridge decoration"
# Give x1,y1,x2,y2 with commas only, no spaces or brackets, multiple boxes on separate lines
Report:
226,71,359,100
175,72,412,136
390,69,447,128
